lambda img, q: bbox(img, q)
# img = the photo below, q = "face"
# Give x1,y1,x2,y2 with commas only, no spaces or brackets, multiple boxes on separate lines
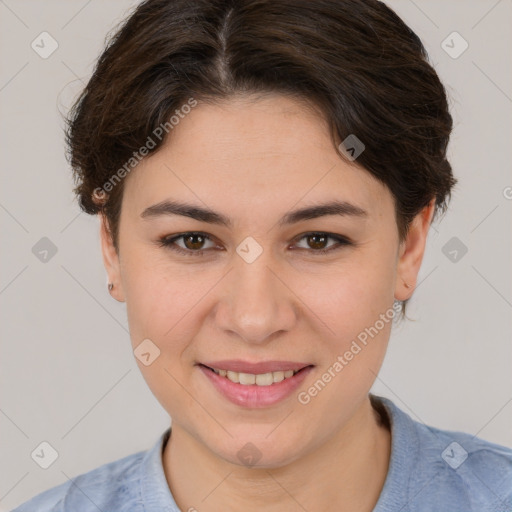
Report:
101,93,433,467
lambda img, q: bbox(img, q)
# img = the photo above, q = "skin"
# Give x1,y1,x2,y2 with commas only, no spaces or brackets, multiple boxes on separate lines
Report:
100,93,434,512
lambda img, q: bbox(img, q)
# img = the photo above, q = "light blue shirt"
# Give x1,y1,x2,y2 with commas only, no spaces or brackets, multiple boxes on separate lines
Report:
11,395,512,511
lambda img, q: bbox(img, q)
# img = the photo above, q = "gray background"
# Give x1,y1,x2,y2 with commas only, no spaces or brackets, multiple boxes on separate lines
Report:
1,0,511,509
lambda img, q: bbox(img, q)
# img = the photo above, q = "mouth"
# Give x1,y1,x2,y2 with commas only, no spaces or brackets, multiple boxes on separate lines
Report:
197,360,314,408
199,364,308,386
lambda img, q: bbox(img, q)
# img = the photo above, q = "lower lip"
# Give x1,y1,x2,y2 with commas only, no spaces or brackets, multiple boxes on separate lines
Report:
198,364,314,408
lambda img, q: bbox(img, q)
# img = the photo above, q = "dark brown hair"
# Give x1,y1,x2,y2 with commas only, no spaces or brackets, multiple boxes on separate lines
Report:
65,0,457,320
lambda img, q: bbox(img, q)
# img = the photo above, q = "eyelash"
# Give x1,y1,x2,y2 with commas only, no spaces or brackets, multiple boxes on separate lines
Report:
157,231,353,257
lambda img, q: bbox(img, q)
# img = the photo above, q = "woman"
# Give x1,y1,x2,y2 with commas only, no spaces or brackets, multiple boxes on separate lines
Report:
13,0,512,511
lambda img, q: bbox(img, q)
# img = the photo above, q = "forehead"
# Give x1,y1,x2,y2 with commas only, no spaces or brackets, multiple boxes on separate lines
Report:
122,94,393,221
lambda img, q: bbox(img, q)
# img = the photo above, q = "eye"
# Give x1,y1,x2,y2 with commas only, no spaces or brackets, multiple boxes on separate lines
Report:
157,231,352,257
292,232,352,255
157,232,218,256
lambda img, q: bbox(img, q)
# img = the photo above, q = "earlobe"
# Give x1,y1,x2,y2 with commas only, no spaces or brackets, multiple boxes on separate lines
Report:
99,213,126,302
394,199,435,301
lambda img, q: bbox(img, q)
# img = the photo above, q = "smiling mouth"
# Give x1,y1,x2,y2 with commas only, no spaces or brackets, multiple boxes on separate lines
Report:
199,364,312,386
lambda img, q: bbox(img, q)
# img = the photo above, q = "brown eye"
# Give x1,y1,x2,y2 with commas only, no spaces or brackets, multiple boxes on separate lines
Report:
158,232,217,256
293,232,352,255
182,233,207,250
306,233,329,250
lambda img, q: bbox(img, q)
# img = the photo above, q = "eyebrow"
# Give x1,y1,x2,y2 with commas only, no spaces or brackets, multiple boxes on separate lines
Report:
140,199,368,227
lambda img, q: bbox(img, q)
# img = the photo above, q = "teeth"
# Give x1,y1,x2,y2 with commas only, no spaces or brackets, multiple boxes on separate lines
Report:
272,371,285,383
256,372,274,386
211,367,301,386
239,372,255,385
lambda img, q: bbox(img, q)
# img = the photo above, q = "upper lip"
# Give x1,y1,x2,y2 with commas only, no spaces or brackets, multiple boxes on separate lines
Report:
200,360,312,374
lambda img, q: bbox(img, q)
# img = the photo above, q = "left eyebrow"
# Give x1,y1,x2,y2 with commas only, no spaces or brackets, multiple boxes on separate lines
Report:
278,200,368,227
140,199,368,227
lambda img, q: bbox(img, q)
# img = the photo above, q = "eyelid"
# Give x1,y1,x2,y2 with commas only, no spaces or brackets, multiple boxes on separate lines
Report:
157,232,220,255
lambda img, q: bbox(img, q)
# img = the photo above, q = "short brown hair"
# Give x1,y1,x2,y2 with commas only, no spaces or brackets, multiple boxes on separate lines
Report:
65,0,457,320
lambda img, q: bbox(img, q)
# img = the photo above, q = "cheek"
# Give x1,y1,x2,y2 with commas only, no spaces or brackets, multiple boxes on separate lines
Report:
120,248,194,347
296,249,397,342
120,253,207,417
294,265,395,426
294,245,397,409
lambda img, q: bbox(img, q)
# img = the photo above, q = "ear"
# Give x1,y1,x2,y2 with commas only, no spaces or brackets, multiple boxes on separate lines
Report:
394,198,435,301
99,213,126,302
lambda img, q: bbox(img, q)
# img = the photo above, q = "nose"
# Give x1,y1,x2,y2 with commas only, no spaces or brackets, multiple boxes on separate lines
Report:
213,253,298,345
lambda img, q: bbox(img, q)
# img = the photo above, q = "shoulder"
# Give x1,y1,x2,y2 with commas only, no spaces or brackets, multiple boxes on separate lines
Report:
375,395,512,511
10,449,146,512
419,425,512,511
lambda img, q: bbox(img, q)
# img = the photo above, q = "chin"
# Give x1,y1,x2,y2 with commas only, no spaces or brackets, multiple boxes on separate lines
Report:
209,430,306,470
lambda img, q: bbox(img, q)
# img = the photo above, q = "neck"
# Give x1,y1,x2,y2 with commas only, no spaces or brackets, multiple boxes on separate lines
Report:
162,395,391,512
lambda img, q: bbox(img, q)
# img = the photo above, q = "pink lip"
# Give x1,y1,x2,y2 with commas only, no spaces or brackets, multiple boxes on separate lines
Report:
200,359,310,374
198,363,314,408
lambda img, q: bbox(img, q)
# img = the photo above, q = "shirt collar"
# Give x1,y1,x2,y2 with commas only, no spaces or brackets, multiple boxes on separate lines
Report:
138,395,417,512
139,427,181,511
371,394,421,511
